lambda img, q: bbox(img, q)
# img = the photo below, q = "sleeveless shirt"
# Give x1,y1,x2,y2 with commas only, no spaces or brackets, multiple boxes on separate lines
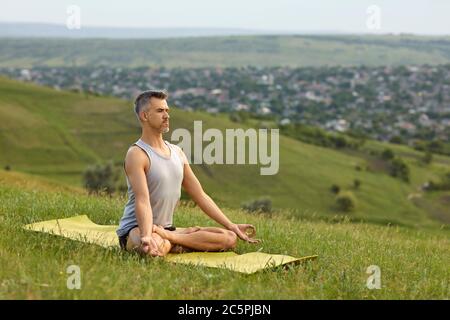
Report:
116,139,184,237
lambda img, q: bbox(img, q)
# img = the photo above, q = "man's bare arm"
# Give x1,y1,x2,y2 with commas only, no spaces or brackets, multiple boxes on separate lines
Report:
125,147,162,255
176,146,260,243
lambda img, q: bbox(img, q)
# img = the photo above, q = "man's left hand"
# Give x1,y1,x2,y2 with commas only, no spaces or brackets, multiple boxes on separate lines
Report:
227,223,261,244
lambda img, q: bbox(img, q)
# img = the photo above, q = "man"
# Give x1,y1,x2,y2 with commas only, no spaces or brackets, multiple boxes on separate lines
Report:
116,90,260,257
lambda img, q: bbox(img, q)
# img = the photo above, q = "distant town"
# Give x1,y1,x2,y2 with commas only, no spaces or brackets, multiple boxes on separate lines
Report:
1,64,449,147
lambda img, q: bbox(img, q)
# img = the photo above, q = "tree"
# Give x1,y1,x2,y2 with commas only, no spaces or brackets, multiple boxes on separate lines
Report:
389,158,410,183
229,112,242,123
335,192,357,212
241,197,272,214
83,160,119,196
389,136,404,144
381,148,395,160
422,151,433,165
330,184,341,194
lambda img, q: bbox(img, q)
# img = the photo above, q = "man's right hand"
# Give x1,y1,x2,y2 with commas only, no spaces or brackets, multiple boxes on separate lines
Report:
140,234,163,257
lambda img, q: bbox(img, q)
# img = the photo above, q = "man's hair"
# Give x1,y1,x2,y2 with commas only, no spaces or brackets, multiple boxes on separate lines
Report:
134,90,168,121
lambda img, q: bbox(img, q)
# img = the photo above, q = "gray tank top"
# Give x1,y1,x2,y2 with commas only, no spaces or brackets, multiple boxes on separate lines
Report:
116,139,184,237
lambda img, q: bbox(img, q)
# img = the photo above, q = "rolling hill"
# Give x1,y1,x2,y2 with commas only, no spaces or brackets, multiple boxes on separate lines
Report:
0,77,449,230
1,34,450,68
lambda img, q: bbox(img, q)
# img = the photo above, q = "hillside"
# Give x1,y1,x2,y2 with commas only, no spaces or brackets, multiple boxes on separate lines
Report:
1,77,450,230
0,169,448,299
1,35,450,68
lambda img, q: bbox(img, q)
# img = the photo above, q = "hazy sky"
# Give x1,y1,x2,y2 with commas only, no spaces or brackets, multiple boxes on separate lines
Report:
1,0,449,34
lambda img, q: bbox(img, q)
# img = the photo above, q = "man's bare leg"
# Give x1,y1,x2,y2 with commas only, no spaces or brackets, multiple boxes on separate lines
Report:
175,226,202,234
126,227,172,256
154,226,237,252
167,227,200,253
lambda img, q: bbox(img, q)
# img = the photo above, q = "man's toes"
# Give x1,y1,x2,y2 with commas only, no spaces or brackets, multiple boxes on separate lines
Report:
154,226,168,238
161,239,172,256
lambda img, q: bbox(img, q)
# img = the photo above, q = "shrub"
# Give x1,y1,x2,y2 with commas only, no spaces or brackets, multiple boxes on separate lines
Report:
427,140,444,154
335,192,357,212
389,158,410,183
117,183,128,194
242,197,272,214
331,135,347,149
330,184,340,194
229,113,242,123
381,148,395,160
422,151,433,165
234,111,250,123
424,172,450,191
389,136,404,144
4,165,11,171
353,179,361,189
83,160,119,195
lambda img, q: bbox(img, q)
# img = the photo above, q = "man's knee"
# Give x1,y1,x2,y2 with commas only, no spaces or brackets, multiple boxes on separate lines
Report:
126,227,141,251
225,230,237,250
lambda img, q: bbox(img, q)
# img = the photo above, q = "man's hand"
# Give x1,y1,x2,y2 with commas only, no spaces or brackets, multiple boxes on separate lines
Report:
227,223,261,244
140,234,163,257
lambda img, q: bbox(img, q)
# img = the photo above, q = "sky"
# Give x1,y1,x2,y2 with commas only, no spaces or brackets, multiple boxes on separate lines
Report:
0,0,449,35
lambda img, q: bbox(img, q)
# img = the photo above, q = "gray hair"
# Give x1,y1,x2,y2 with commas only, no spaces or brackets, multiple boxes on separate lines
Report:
134,90,168,121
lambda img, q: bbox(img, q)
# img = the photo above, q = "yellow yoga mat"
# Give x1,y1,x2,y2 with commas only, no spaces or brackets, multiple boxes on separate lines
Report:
23,215,318,274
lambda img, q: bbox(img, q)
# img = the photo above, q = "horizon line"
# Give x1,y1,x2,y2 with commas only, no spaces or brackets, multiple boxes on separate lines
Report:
1,21,450,37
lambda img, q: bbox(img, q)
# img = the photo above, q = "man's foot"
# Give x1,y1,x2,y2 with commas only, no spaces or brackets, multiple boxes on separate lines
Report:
152,232,172,256
153,225,175,241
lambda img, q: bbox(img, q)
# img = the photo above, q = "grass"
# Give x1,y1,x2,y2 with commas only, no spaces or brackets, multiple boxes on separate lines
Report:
0,169,449,299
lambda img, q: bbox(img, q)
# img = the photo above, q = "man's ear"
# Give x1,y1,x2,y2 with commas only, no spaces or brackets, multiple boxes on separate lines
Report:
140,111,148,122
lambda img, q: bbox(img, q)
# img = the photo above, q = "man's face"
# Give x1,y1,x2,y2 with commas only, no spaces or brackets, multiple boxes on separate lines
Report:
141,97,170,133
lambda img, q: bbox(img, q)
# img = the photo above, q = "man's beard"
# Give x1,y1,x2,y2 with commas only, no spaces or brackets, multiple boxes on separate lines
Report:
162,127,170,134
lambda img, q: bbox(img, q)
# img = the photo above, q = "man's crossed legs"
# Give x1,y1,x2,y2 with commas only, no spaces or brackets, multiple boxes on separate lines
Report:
126,225,238,256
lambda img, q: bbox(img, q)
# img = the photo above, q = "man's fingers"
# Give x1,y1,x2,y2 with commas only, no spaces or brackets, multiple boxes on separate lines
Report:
150,250,160,257
150,238,158,247
238,231,260,244
245,236,261,244
150,239,162,254
245,225,256,238
231,225,261,244
142,238,162,256
141,244,150,253
236,230,248,241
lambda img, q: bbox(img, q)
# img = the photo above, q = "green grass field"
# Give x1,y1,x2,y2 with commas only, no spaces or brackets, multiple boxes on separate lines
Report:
0,170,449,299
1,34,450,68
